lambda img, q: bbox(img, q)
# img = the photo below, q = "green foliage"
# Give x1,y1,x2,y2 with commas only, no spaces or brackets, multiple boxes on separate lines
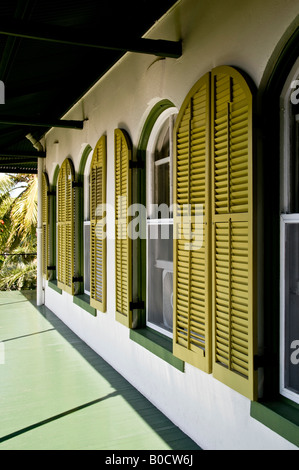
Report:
0,174,37,290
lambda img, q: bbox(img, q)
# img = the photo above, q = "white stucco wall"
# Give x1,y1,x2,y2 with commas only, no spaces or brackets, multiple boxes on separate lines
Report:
43,0,299,450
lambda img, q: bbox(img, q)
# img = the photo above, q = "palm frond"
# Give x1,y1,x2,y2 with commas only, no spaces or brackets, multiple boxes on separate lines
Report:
0,259,37,291
0,174,15,195
0,174,37,290
10,176,37,237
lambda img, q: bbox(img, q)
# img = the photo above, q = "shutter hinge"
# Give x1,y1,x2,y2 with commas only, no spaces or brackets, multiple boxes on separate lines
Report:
129,160,145,170
47,190,56,196
254,355,264,370
47,266,56,271
130,300,145,310
72,276,83,283
72,181,83,188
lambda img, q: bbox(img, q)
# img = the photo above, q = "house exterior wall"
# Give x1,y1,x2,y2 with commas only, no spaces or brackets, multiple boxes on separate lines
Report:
42,0,299,450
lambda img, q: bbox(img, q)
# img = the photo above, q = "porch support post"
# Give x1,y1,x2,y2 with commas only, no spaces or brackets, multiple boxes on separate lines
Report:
36,156,44,306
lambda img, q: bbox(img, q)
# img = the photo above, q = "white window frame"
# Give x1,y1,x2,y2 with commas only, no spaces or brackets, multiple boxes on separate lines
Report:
280,58,299,403
146,107,177,338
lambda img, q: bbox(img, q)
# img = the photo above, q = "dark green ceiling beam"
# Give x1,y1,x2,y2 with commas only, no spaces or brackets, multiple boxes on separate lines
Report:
0,166,37,174
0,116,84,129
0,151,45,158
0,158,37,164
0,19,182,58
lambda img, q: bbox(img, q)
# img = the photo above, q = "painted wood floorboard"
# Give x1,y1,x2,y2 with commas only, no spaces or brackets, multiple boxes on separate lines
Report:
0,291,201,451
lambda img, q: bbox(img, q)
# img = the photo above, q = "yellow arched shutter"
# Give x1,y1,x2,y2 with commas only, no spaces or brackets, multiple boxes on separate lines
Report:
90,135,106,312
115,129,132,327
57,158,75,294
173,73,212,373
211,66,257,400
173,66,257,400
42,172,49,280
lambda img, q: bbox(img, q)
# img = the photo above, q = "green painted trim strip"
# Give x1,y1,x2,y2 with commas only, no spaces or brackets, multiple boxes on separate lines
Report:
78,144,92,178
52,164,60,188
130,328,184,372
73,294,97,317
137,100,175,153
250,399,299,447
50,165,59,281
48,280,62,295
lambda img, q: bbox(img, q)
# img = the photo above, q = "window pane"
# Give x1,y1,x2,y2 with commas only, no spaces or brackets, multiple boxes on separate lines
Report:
147,223,173,335
153,118,171,211
155,119,170,161
291,109,299,212
284,222,299,395
154,161,170,208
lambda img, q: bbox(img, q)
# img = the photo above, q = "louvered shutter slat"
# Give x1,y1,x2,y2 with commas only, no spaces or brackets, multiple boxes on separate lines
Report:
173,73,212,372
115,129,132,328
90,135,106,312
57,159,75,294
212,66,257,401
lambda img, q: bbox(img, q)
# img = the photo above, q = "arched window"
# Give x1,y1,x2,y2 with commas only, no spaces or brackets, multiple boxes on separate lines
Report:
78,144,93,296
250,26,299,446
280,58,299,404
146,107,177,337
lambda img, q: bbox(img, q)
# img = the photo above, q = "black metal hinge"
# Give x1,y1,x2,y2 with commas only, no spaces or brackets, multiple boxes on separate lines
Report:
129,160,145,170
130,300,145,310
72,181,83,188
47,265,56,271
72,276,83,283
254,355,264,370
47,190,56,196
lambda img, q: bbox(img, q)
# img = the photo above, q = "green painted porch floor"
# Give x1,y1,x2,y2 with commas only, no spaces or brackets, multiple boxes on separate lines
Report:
0,291,201,450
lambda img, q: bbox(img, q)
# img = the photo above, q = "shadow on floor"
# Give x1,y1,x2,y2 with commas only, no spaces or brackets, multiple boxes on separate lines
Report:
0,290,202,451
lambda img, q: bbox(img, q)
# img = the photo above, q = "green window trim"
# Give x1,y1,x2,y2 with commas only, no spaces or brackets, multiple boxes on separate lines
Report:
78,144,93,177
48,279,62,295
73,293,97,317
42,172,49,280
250,398,299,448
49,164,59,282
130,327,185,372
